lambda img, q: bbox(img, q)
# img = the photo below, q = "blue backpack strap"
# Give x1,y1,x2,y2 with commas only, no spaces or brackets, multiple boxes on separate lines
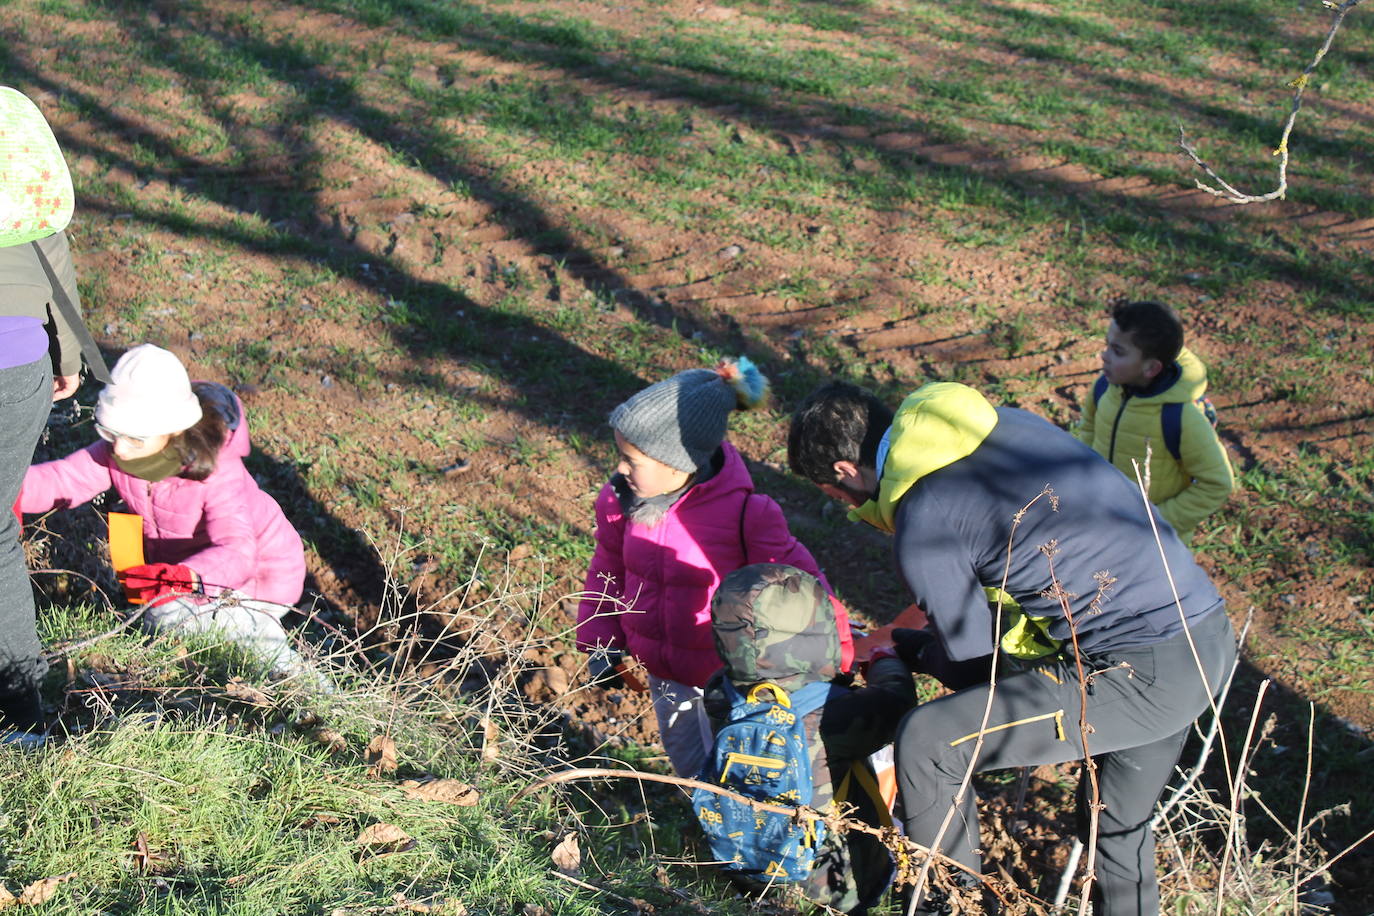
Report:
1091,374,1108,405
1161,402,1183,462
787,680,835,718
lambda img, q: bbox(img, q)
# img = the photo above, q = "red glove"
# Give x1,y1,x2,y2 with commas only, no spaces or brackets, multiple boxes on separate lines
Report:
119,563,200,605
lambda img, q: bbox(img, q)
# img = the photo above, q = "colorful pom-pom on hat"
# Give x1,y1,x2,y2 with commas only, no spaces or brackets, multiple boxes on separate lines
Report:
611,356,770,473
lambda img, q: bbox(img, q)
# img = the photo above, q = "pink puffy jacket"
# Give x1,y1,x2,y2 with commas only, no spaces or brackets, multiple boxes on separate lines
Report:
576,442,852,688
21,388,305,606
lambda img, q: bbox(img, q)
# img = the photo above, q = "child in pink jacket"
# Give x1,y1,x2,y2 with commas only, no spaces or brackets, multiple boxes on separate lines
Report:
21,345,309,675
576,357,852,777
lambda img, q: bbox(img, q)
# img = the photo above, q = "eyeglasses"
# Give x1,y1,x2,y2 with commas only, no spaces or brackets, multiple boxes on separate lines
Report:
95,422,148,447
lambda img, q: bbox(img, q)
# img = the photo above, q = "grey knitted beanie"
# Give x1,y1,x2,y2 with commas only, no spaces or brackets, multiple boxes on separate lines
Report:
610,358,768,473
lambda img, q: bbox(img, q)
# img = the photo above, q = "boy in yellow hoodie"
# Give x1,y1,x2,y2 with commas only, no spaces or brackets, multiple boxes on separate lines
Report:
1077,300,1234,541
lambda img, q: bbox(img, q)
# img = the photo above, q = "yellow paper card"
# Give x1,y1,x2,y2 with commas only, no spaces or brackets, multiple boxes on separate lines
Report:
109,512,146,604
108,512,145,571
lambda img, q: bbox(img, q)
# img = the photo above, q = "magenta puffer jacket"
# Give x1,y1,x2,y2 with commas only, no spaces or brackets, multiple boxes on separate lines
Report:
21,391,305,606
576,442,851,688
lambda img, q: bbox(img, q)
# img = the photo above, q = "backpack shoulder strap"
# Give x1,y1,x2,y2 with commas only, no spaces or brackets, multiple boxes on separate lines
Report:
835,761,895,829
1160,402,1183,462
1092,374,1109,405
787,680,834,717
30,240,111,383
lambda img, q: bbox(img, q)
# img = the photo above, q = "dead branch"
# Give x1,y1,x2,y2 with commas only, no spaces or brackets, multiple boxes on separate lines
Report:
1216,679,1273,915
903,488,1058,916
1179,0,1364,203
1043,547,1102,916
516,765,987,885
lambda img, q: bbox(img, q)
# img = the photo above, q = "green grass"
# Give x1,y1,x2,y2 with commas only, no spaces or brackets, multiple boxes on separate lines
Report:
8,600,730,915
5,0,1374,907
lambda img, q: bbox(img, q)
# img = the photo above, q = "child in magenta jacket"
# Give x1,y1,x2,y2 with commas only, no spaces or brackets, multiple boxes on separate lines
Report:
576,357,853,777
21,344,304,606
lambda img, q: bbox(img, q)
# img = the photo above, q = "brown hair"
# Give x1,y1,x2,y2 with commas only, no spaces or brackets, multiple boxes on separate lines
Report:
169,384,229,481
1111,300,1184,366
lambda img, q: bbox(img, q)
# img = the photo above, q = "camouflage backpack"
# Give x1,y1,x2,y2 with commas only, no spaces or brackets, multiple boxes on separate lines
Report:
693,678,836,883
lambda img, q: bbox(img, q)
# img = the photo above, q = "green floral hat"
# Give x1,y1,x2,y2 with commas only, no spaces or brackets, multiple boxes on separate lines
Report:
0,86,73,248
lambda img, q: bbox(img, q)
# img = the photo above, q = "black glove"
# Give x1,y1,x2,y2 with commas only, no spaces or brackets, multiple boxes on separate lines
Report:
586,649,625,690
891,627,938,673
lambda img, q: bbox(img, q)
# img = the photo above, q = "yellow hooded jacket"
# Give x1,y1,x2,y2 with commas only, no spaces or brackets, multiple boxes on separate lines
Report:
848,382,1058,659
1076,348,1234,541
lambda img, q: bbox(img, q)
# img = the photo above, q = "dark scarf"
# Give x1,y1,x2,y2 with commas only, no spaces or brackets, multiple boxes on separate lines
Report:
1123,361,1182,398
114,447,184,482
613,446,725,527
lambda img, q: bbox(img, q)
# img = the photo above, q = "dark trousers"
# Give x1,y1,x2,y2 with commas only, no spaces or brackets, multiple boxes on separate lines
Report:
0,357,50,731
895,610,1236,916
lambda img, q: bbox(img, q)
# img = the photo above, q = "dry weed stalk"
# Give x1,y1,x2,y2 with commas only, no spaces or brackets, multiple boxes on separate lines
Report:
1060,457,1370,915
904,488,1059,916
517,767,993,884
1179,0,1365,203
1039,539,1111,916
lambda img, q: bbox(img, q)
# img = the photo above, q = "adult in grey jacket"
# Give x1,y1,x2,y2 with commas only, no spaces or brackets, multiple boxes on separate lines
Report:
0,230,90,735
788,380,1237,916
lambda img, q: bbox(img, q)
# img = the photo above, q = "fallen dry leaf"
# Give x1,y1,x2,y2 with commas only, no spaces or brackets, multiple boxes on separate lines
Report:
355,822,414,855
356,822,411,846
399,778,479,806
18,873,76,906
0,884,16,909
480,717,499,762
366,735,397,776
329,896,466,916
550,832,580,875
224,677,272,706
312,728,347,754
132,832,152,874
389,892,467,914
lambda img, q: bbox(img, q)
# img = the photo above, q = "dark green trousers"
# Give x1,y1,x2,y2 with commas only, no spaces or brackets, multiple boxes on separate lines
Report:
895,610,1236,916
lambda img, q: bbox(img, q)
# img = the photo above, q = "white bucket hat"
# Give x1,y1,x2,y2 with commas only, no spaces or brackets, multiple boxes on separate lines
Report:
96,344,203,438
0,86,74,247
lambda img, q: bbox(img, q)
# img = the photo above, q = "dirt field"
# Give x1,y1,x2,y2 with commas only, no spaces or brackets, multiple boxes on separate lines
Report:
8,0,1374,908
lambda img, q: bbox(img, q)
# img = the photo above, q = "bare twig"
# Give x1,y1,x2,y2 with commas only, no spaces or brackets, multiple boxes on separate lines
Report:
1042,545,1102,916
905,487,1056,915
28,566,117,613
1129,457,1234,795
1054,839,1084,910
1179,0,1365,203
516,766,986,882
546,869,639,907
1152,608,1254,829
1216,679,1272,916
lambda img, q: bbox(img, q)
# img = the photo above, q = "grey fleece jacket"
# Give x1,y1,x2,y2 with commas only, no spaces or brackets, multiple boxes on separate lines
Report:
893,407,1224,663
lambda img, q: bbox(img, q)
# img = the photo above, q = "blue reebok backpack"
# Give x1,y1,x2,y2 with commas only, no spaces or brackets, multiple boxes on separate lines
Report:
693,679,835,883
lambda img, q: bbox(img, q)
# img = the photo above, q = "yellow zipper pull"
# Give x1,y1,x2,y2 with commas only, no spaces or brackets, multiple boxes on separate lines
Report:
1054,709,1066,742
